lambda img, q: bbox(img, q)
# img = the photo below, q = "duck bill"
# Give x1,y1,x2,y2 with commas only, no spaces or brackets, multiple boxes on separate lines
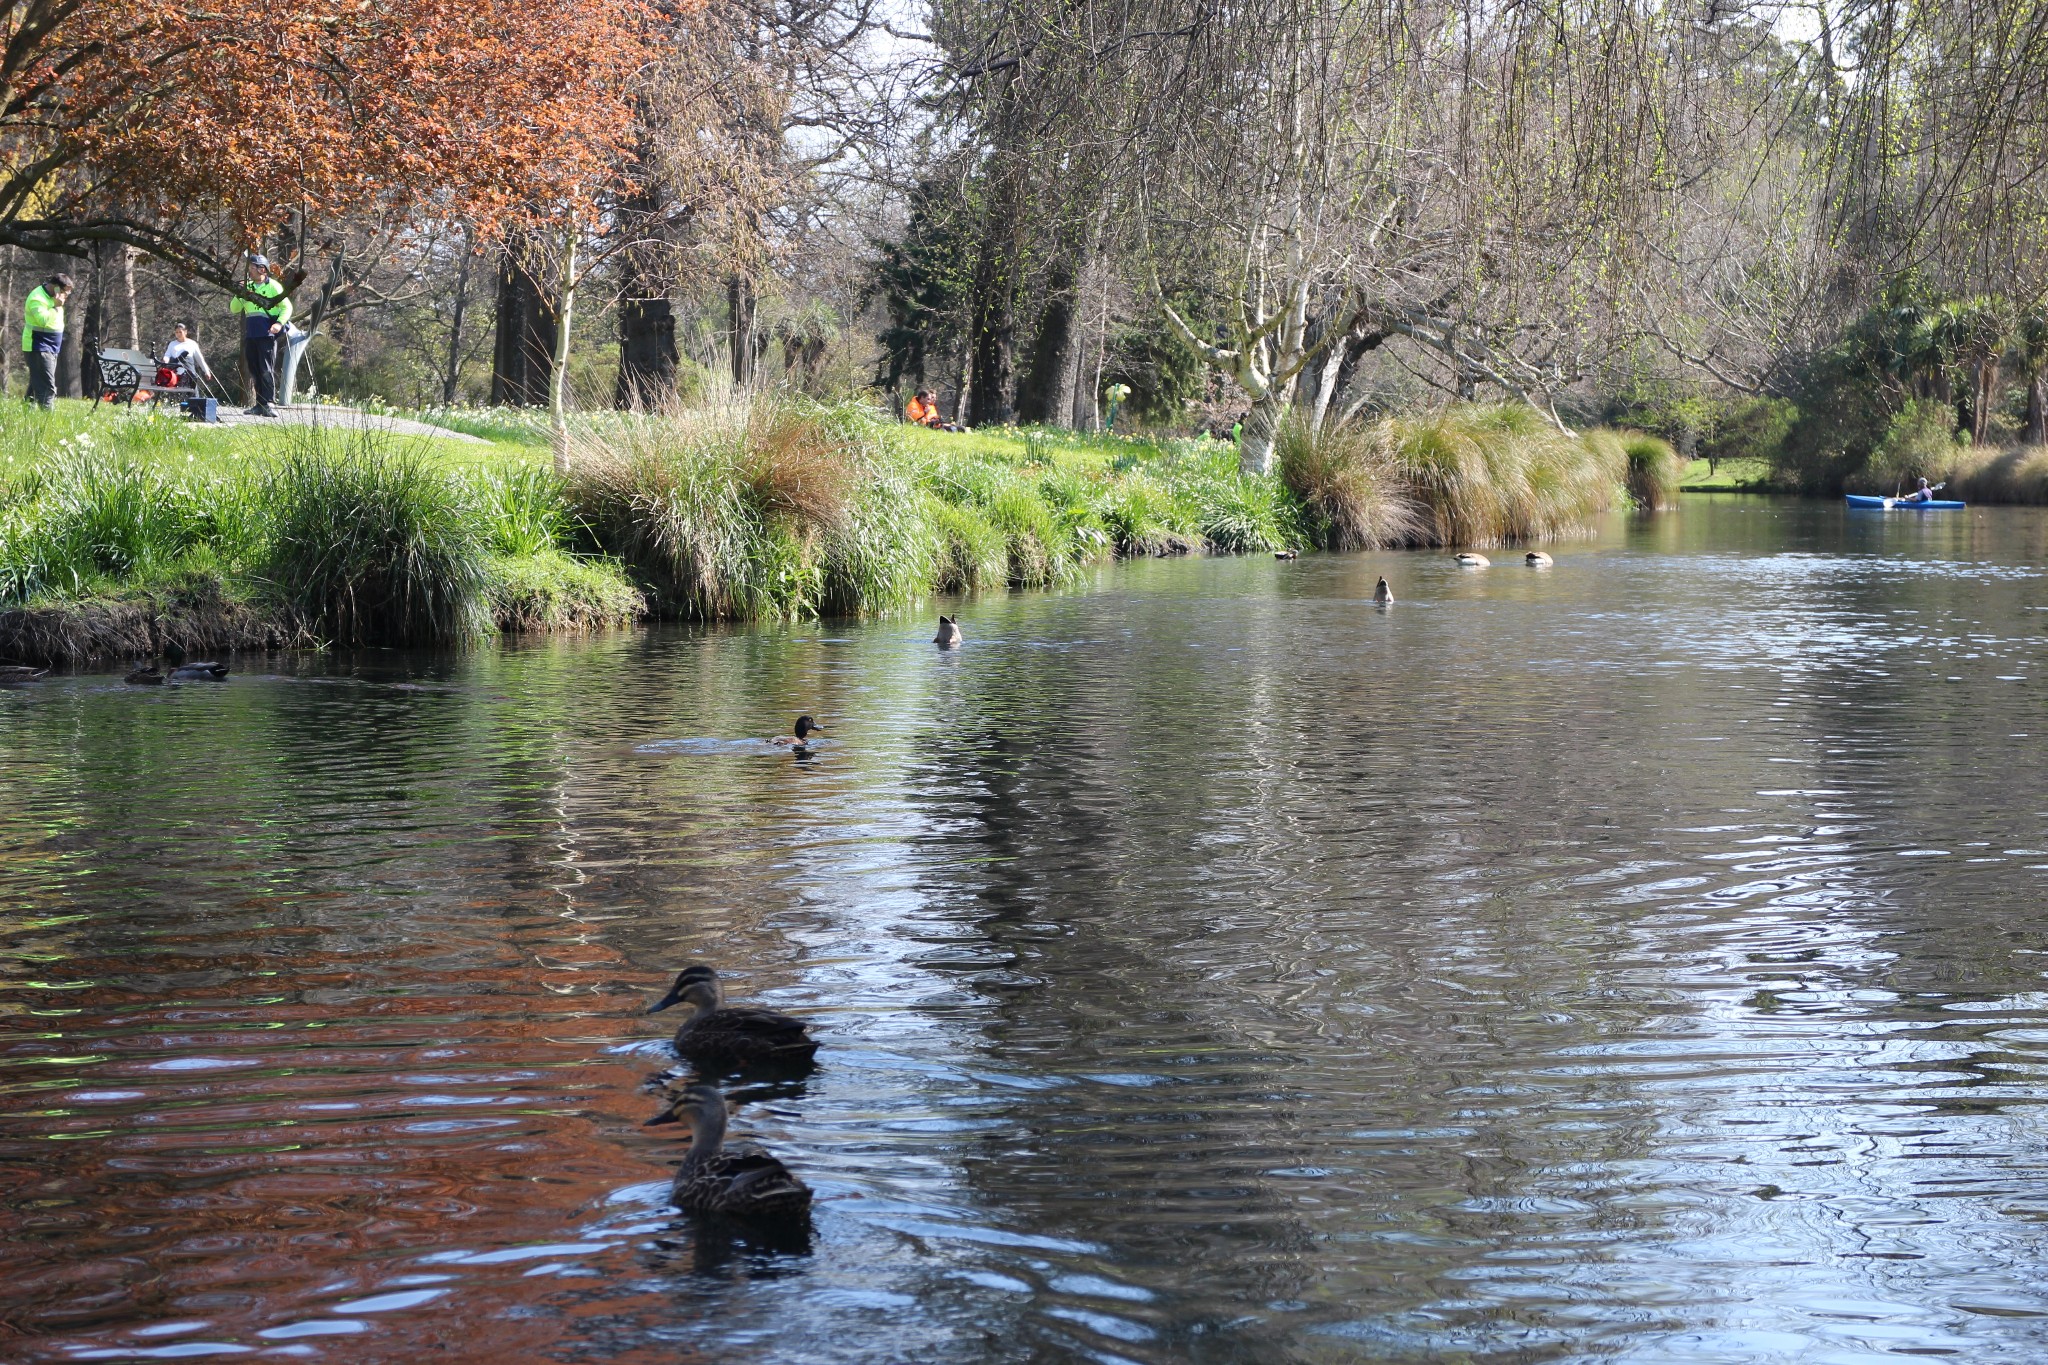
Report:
647,989,682,1014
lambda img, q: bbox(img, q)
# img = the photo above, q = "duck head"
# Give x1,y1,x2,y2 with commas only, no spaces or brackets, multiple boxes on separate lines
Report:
649,964,723,1015
793,715,822,742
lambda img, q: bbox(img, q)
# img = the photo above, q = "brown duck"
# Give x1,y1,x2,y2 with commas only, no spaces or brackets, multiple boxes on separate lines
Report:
645,1083,812,1221
648,965,820,1067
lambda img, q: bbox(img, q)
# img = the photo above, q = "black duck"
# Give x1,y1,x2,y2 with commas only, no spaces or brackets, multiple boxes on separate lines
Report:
645,1083,812,1221
649,964,820,1067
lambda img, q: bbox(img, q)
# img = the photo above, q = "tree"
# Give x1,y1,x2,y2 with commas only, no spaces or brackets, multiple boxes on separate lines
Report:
0,0,650,289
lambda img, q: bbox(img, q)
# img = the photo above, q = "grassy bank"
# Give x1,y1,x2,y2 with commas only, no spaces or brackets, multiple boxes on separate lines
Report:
1,397,1653,666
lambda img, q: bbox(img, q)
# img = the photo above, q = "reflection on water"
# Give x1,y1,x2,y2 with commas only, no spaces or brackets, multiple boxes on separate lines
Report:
7,495,2048,1362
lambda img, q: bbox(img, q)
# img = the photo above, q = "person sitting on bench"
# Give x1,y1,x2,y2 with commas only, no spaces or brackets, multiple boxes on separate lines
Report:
162,322,214,389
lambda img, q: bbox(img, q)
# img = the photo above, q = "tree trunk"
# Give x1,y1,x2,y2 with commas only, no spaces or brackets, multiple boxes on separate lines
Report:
77,241,109,400
549,226,577,469
1,248,15,396
1016,259,1078,426
1239,386,1291,476
1973,358,2001,445
441,230,474,406
119,246,138,349
2026,370,2047,446
491,236,557,407
729,274,756,389
617,297,677,410
967,244,1015,428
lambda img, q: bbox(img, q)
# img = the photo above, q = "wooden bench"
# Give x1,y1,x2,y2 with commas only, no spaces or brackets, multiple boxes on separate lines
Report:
96,347,193,409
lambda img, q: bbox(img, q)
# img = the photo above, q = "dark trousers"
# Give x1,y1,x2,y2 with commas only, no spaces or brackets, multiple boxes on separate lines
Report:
243,334,277,407
25,349,57,409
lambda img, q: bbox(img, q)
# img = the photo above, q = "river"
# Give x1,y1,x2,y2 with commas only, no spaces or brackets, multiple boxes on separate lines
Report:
6,495,2048,1363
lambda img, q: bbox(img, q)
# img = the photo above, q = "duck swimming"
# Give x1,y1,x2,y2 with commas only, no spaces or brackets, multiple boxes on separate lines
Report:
648,964,820,1067
645,1083,812,1221
0,665,47,683
934,615,963,647
767,716,823,748
1524,551,1553,567
1454,552,1490,568
1373,576,1394,604
124,663,165,685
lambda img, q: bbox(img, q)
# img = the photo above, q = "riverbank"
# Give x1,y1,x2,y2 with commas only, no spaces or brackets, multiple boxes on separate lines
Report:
0,399,1661,666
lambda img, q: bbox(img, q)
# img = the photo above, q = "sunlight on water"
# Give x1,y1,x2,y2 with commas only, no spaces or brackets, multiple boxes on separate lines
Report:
6,495,2048,1362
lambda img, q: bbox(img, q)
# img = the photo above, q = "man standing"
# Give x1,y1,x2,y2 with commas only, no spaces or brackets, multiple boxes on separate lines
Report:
231,254,292,417
20,273,73,409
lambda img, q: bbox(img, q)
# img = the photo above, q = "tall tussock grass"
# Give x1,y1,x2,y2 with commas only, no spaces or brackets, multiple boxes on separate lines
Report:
1280,405,1628,550
262,438,495,646
563,397,1295,621
1612,431,1682,510
1275,414,1423,550
1,426,639,659
1939,444,2048,504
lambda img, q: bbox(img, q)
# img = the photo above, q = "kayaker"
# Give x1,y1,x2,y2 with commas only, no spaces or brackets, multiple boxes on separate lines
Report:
1903,478,1934,503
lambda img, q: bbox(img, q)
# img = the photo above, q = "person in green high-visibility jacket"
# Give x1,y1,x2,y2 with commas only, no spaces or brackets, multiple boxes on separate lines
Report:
20,272,74,410
230,254,292,416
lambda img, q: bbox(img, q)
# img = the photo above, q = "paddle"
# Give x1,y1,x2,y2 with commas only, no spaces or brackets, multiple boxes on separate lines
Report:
1882,480,1946,509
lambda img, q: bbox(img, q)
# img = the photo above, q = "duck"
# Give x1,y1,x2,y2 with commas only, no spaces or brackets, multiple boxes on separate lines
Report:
1524,550,1553,567
766,715,823,748
0,664,48,683
933,615,963,647
1373,576,1394,605
648,964,820,1067
1454,552,1490,568
644,1083,812,1221
124,663,166,685
1273,548,1299,560
162,641,228,680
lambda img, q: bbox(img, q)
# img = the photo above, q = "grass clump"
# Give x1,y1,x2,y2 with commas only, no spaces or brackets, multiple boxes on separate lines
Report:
1394,405,1623,547
1275,415,1423,550
1935,443,2048,503
1617,431,1682,509
486,551,645,632
262,437,494,646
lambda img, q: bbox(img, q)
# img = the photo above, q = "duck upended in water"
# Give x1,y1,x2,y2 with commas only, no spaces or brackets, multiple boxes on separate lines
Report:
1373,576,1394,605
649,964,820,1067
934,615,963,647
161,642,228,679
645,1083,813,1221
1454,552,1490,568
767,715,823,748
1524,551,1553,568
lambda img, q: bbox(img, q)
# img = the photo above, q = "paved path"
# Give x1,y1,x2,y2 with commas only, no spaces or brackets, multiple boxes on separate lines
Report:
208,403,486,443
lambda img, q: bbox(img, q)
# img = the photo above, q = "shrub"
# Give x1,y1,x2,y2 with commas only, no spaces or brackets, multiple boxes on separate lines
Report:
1852,399,1961,494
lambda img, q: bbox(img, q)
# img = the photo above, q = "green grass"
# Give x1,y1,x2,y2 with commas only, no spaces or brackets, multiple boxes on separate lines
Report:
1679,457,1773,491
1,394,1674,662
562,400,1297,621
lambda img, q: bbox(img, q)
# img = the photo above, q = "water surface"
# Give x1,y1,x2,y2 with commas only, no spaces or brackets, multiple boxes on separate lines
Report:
7,496,2048,1363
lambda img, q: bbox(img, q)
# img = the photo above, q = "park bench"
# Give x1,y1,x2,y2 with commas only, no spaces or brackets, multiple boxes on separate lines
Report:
96,347,192,409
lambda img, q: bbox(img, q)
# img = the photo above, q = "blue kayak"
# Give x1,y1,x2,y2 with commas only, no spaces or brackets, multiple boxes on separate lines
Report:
1845,493,1966,510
